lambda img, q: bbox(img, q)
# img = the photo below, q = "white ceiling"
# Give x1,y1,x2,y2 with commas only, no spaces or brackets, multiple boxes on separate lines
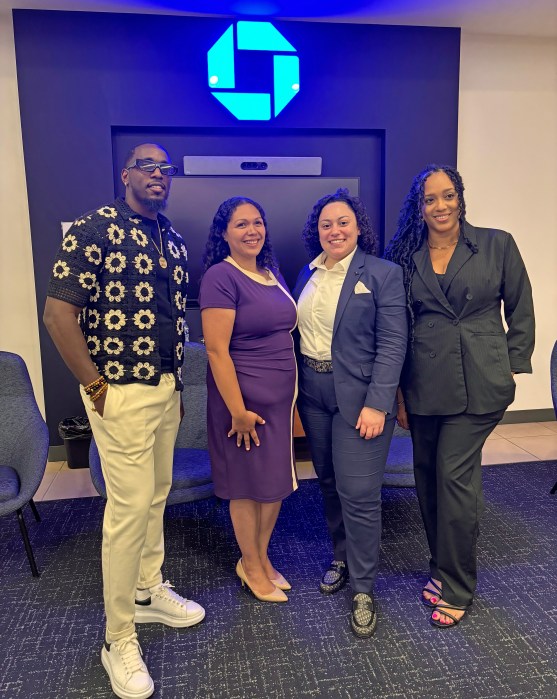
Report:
2,0,557,39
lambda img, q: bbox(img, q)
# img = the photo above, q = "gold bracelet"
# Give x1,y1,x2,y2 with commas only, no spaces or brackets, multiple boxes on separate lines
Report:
84,376,106,396
84,376,104,392
90,382,108,405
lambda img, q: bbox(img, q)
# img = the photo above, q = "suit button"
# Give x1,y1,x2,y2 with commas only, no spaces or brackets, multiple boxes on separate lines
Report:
466,293,473,300
427,321,434,328
453,319,459,326
429,352,436,358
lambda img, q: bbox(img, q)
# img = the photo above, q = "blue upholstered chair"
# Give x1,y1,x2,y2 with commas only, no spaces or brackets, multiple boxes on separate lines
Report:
89,342,214,504
0,351,49,576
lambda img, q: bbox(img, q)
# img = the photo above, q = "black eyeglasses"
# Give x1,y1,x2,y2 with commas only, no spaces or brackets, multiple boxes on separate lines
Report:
126,159,178,176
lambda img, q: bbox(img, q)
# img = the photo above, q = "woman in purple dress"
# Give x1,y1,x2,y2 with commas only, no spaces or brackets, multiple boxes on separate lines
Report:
199,197,298,603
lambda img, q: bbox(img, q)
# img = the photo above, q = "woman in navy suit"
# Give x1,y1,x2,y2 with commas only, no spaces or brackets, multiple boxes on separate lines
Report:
384,165,534,628
293,189,408,637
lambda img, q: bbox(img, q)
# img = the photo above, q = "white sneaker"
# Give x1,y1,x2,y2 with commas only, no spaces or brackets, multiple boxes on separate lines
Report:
101,633,154,699
135,580,205,628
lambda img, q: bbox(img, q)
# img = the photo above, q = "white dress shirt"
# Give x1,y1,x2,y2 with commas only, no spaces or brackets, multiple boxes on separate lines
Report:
297,248,357,360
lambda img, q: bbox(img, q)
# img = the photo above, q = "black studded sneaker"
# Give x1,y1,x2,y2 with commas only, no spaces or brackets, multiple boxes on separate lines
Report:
319,560,349,594
350,592,377,638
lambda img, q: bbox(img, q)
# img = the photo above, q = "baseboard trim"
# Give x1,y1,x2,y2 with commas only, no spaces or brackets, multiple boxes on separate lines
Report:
501,408,555,424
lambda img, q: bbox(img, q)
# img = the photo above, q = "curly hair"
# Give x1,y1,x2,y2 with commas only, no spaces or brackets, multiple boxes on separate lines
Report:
301,188,378,259
202,197,278,272
383,164,477,339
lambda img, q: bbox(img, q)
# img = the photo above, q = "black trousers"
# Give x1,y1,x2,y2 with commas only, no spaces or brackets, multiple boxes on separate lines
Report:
409,410,504,606
298,363,395,594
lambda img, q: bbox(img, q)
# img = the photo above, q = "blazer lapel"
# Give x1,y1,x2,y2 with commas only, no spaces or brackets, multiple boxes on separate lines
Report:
412,244,456,316
442,222,476,294
292,265,316,301
332,247,365,338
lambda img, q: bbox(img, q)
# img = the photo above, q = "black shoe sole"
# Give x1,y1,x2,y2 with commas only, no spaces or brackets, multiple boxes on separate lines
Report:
319,580,347,594
319,572,349,595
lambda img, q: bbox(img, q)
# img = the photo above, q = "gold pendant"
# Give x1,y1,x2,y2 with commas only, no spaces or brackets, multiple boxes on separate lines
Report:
159,256,168,269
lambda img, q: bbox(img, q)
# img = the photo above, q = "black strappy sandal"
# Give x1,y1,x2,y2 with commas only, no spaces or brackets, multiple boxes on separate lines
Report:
430,602,468,628
421,578,442,608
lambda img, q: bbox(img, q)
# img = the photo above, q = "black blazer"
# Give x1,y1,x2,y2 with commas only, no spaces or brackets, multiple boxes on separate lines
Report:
401,222,535,415
293,247,408,427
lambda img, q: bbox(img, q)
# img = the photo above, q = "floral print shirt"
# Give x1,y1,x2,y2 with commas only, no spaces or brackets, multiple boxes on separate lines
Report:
47,198,188,389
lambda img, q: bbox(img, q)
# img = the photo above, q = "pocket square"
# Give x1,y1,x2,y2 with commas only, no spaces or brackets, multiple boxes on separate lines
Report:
354,281,371,294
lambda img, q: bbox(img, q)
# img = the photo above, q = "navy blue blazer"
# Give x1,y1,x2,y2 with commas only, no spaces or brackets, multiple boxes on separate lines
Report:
293,246,408,427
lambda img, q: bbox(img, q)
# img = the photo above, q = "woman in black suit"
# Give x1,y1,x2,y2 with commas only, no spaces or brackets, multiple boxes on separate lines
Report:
384,164,535,628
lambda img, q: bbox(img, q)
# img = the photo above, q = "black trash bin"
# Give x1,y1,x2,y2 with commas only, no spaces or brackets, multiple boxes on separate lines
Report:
58,417,92,469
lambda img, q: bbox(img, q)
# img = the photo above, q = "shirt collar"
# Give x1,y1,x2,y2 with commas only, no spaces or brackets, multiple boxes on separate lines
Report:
309,245,358,272
115,197,172,231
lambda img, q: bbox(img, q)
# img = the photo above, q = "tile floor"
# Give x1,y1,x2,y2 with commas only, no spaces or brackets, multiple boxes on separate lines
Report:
35,421,557,502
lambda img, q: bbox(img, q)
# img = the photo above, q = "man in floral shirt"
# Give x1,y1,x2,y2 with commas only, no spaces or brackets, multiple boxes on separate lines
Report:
44,143,204,699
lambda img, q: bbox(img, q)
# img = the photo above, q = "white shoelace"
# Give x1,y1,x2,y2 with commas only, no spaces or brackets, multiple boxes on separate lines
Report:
153,580,189,607
113,634,146,675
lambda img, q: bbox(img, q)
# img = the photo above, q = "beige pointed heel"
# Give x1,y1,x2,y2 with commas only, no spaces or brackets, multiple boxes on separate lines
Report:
269,572,292,591
235,559,288,603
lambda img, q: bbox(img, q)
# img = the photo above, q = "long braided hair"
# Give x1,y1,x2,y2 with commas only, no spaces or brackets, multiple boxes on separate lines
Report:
383,164,477,339
301,188,378,259
202,196,278,272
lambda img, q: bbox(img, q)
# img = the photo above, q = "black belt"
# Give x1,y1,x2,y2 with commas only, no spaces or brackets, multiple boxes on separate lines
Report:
302,355,333,373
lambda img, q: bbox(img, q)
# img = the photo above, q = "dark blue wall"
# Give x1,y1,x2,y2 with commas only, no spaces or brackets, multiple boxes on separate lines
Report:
13,10,460,442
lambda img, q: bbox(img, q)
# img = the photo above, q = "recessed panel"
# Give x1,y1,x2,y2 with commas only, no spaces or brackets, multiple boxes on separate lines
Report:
165,175,360,302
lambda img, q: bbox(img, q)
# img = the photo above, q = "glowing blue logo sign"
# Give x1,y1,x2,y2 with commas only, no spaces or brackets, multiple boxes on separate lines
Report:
208,21,300,121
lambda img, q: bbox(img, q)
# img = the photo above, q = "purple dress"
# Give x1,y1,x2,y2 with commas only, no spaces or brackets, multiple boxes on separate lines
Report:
199,259,298,502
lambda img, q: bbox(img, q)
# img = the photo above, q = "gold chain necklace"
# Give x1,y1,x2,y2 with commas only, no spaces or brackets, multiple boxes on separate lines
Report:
151,220,168,268
427,238,458,250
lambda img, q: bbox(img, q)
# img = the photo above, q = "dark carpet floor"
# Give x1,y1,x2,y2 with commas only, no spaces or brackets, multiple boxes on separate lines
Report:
1,461,556,699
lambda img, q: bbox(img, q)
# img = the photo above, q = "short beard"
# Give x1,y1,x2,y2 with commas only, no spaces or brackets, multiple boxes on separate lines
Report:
141,196,168,213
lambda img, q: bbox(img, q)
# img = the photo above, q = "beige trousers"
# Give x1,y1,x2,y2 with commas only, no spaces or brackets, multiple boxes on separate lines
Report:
81,374,180,643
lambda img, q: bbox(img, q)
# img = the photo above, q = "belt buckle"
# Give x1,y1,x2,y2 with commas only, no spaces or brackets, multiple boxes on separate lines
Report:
303,355,333,373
